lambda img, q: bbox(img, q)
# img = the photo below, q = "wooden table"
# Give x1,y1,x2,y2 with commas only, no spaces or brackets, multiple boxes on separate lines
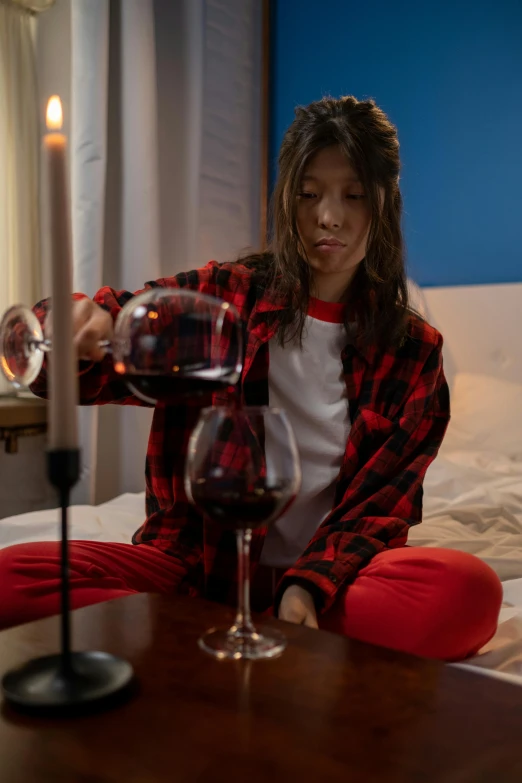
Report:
1,593,521,783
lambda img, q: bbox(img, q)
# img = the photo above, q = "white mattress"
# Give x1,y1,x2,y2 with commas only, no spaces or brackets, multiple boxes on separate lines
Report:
2,448,522,685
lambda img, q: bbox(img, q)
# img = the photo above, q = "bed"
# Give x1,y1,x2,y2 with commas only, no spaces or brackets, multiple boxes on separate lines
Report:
1,282,521,685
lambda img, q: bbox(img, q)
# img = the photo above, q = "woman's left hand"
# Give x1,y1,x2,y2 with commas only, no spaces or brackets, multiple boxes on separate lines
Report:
279,584,319,629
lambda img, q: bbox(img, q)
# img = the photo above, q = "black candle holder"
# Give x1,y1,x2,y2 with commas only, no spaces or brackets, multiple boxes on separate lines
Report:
1,449,135,716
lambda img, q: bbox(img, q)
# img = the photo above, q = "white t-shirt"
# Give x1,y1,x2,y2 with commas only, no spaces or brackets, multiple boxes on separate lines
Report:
260,298,351,568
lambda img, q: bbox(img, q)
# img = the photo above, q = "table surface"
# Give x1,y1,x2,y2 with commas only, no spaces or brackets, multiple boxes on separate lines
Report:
0,593,521,783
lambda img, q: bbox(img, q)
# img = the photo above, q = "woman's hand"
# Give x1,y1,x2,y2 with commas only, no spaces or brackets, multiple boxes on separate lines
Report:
45,298,114,362
278,583,319,629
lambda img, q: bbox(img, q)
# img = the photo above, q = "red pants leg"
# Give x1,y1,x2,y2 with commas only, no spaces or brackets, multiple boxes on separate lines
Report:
320,547,503,661
0,541,503,662
0,540,184,631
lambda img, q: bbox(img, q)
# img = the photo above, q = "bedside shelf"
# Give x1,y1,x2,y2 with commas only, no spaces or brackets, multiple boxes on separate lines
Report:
0,396,47,453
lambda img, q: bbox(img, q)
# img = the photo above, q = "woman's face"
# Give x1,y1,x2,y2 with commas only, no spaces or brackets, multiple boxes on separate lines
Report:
296,145,375,288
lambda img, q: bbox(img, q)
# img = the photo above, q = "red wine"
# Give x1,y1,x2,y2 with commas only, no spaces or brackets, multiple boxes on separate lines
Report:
191,479,296,531
122,369,238,404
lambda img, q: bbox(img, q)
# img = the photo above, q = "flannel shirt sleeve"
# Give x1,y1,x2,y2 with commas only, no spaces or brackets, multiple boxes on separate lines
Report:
29,261,227,405
29,291,149,406
275,334,450,614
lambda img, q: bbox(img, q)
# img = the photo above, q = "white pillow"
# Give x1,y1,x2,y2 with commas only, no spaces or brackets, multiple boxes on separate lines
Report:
442,372,522,459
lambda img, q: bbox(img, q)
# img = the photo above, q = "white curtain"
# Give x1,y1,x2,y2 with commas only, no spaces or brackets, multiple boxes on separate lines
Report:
69,0,109,503
69,0,161,504
0,0,40,394
34,0,262,504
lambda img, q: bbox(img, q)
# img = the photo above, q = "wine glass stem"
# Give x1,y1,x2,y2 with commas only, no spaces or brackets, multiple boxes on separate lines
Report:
234,528,256,636
30,339,51,353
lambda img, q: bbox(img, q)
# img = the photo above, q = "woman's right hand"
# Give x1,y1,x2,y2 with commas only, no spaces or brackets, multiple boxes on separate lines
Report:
45,298,114,363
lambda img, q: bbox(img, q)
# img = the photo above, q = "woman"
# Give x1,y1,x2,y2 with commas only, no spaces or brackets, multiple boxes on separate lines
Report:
0,96,502,660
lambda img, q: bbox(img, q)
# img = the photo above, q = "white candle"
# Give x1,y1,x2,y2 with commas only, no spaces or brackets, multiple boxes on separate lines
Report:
43,96,78,450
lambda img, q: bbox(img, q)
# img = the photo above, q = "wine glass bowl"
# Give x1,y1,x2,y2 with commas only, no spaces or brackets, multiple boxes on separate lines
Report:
0,289,243,402
0,304,47,389
186,406,302,660
112,289,242,404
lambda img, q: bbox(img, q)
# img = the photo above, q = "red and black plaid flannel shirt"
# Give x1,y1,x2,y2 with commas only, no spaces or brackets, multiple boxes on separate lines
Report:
31,260,450,612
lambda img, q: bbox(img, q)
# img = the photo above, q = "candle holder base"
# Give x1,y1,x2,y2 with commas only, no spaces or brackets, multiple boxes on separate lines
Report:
1,448,136,717
2,651,135,717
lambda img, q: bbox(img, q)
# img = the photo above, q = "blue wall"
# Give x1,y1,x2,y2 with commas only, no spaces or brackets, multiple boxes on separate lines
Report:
270,0,522,287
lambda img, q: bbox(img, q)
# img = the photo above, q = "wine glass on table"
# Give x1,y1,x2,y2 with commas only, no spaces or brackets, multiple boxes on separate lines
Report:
185,406,302,660
0,289,243,402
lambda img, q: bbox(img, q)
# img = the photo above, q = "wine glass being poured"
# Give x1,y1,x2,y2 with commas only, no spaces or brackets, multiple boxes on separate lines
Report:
0,289,243,404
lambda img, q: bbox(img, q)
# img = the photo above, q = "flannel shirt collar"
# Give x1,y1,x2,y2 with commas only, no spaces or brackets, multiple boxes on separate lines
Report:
250,292,376,366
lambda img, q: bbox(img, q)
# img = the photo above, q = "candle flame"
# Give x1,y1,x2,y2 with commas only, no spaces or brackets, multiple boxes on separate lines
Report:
46,96,63,131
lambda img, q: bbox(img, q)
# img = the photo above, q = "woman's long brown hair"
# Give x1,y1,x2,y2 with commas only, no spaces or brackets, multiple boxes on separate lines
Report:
243,96,415,350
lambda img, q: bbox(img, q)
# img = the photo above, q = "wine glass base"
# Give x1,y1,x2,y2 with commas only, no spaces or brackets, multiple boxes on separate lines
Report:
1,651,135,716
198,626,286,661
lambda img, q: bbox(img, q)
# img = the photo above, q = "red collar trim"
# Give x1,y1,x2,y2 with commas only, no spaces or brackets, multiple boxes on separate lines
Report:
307,297,346,324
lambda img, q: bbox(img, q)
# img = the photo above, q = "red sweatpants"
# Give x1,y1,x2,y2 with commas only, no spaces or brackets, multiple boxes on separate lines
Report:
0,541,502,661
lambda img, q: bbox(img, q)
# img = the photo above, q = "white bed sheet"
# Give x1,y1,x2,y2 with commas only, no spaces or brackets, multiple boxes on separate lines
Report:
0,492,145,549
413,447,522,583
411,447,522,683
2,449,522,685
